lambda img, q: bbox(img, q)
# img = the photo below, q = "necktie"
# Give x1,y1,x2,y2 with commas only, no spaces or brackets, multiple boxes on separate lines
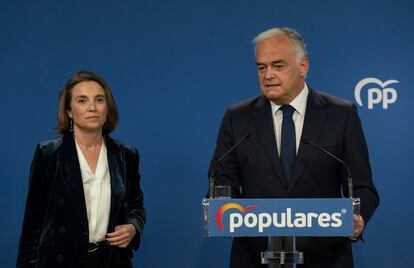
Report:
280,105,296,182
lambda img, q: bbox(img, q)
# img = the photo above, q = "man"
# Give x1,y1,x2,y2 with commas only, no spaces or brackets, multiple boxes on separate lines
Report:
208,27,379,268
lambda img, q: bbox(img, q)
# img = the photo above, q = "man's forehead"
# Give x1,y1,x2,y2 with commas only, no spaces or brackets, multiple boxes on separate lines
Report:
256,59,286,65
256,39,296,61
257,35,293,47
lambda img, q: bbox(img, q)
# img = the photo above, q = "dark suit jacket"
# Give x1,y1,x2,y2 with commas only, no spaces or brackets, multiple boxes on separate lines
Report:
209,88,379,268
16,133,146,268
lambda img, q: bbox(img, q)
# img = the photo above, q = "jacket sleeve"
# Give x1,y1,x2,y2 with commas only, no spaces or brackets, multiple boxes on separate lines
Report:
343,104,380,225
125,148,146,251
16,145,50,268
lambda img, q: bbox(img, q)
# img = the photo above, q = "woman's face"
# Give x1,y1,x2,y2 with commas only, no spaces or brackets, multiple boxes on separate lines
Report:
67,81,108,134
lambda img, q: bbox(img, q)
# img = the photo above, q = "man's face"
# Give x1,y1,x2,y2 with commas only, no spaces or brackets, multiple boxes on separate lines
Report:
256,35,309,105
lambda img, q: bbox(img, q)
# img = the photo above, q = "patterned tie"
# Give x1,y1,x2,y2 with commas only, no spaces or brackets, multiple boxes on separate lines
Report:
280,105,296,182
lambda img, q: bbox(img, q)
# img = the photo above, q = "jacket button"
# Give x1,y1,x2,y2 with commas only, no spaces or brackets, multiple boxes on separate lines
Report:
59,226,66,234
56,254,64,262
58,198,65,206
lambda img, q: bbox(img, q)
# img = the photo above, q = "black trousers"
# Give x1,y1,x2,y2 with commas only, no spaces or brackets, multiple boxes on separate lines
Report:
88,241,107,268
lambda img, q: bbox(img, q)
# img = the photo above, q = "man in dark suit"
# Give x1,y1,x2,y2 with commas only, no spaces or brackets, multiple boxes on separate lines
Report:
208,27,379,268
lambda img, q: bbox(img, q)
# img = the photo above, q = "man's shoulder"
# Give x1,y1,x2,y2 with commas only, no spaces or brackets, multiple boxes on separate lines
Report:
310,88,354,109
224,89,355,113
228,95,264,112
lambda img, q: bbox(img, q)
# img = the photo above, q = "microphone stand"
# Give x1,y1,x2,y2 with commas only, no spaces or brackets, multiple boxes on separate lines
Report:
208,133,251,198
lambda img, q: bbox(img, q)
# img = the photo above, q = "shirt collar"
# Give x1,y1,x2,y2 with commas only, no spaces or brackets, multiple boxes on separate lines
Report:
270,83,309,116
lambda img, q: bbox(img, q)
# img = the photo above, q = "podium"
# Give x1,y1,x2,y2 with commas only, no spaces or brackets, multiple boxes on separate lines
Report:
203,197,360,267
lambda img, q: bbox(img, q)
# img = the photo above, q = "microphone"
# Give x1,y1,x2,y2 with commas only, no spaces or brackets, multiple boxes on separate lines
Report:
301,138,353,198
209,133,251,198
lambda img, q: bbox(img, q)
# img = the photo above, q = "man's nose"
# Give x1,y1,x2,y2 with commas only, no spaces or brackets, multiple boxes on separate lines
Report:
264,67,276,80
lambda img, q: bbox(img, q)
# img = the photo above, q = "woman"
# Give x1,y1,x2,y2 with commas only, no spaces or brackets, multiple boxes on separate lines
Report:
16,70,146,268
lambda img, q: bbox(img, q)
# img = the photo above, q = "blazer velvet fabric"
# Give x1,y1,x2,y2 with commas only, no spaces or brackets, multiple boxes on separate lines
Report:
209,88,379,268
16,133,146,268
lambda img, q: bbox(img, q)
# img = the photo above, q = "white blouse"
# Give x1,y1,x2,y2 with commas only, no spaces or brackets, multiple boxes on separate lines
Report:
75,139,111,243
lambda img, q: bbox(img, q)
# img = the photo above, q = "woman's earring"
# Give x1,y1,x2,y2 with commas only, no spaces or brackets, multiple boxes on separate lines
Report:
70,118,73,132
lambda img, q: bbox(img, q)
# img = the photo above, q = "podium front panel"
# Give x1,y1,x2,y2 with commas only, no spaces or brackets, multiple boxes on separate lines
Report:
203,198,354,237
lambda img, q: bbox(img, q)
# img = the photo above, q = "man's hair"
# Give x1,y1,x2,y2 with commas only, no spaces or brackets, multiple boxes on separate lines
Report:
57,70,119,134
253,27,308,62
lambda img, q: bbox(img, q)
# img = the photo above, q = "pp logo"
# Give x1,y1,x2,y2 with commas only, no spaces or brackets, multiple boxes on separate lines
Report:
354,77,399,109
216,203,257,231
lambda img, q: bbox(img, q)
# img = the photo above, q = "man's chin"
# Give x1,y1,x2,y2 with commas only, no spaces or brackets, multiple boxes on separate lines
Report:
263,92,283,103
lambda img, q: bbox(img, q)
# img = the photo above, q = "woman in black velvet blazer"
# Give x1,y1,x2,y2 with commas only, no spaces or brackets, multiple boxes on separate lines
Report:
16,71,146,268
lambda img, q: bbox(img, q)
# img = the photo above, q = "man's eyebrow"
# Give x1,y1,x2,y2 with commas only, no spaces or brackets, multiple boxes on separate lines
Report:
271,59,286,64
256,59,286,65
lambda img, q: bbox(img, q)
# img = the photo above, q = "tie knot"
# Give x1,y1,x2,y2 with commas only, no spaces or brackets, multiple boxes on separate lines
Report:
281,105,295,118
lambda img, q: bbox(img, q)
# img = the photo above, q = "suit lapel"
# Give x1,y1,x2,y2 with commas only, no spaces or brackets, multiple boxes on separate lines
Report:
252,96,287,187
58,133,88,230
105,135,126,232
57,134,127,237
288,89,327,194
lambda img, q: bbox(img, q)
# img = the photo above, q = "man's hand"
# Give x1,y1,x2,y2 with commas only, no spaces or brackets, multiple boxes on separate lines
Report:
106,224,136,248
353,214,364,239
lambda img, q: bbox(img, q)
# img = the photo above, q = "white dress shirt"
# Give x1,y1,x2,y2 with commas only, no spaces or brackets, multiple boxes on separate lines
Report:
270,84,309,155
75,139,111,242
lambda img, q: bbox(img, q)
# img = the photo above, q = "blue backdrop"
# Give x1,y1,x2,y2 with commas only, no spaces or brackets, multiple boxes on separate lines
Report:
1,0,413,267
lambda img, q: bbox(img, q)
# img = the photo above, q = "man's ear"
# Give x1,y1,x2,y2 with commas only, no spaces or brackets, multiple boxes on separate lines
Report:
299,57,309,78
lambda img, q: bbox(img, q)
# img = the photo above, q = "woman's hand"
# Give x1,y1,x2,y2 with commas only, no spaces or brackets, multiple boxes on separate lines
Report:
106,224,136,248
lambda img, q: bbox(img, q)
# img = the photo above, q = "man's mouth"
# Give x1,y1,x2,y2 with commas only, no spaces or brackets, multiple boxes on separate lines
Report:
266,84,281,88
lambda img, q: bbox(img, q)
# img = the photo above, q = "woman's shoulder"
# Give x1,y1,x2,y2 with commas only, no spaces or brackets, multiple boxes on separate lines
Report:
37,136,64,154
106,136,138,156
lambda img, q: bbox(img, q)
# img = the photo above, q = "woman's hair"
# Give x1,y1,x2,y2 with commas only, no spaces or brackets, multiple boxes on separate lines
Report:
57,70,119,134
